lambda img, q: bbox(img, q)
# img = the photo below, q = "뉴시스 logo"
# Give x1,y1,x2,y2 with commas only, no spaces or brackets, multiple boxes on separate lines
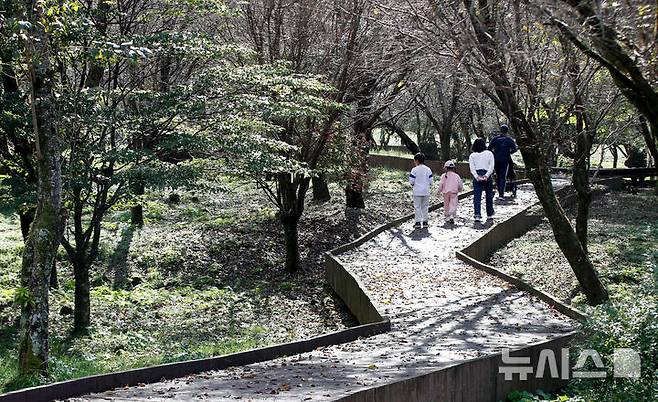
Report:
499,348,641,380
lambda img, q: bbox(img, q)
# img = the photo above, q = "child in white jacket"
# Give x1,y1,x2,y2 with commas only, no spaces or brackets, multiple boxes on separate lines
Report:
409,153,433,229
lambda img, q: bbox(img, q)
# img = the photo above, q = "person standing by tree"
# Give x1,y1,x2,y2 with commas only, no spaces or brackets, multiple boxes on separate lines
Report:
488,124,517,199
469,139,495,222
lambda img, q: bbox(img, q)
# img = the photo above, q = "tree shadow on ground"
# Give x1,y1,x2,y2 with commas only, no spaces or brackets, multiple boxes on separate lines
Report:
92,286,574,401
401,288,567,349
386,227,418,254
110,225,136,289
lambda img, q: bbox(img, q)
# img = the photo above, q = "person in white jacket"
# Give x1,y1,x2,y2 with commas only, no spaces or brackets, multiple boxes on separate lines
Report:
409,153,433,229
468,138,495,221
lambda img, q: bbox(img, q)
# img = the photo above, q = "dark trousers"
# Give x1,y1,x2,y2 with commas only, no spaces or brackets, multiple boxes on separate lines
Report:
494,160,510,197
473,169,494,218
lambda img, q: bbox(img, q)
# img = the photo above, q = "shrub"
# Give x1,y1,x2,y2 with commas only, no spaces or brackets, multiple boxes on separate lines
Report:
570,295,657,401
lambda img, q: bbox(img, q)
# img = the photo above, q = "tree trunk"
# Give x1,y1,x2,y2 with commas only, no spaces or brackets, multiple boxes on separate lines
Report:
379,122,420,154
277,174,309,273
19,206,58,289
611,146,618,168
131,178,145,227
527,161,607,304
19,207,36,241
439,130,451,161
73,259,91,335
572,115,592,253
282,218,300,273
346,78,380,210
639,116,658,167
19,3,65,372
61,209,102,335
345,188,366,209
345,133,368,209
49,261,58,289
464,0,608,306
567,51,593,253
312,174,331,203
464,126,473,156
575,188,591,252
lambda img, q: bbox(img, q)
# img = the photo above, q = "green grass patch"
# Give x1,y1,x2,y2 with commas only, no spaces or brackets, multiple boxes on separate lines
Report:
0,283,274,393
181,206,210,222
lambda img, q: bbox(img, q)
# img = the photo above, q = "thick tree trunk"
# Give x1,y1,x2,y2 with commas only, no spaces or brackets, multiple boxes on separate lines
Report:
312,174,331,203
73,259,91,335
131,179,145,227
19,202,64,373
282,219,300,273
277,174,309,273
19,4,65,372
439,131,451,161
19,206,58,289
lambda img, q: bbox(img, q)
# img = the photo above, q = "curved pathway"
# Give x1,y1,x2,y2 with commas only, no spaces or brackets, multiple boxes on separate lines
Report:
72,184,575,401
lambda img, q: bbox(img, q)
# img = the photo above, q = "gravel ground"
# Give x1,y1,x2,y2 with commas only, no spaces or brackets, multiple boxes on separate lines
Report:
70,184,576,402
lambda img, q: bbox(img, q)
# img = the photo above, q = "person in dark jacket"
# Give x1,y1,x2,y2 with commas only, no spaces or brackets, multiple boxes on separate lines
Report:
488,124,518,198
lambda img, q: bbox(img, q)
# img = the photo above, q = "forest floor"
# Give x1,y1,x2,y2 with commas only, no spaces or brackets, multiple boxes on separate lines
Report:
0,167,429,392
488,189,657,401
488,189,657,308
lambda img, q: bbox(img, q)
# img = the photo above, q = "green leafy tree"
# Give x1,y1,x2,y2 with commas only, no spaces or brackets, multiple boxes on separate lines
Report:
2,0,247,336
200,62,343,273
0,0,38,239
49,0,229,333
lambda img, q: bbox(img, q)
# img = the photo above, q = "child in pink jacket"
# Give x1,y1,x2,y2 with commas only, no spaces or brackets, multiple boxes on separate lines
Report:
438,160,464,224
